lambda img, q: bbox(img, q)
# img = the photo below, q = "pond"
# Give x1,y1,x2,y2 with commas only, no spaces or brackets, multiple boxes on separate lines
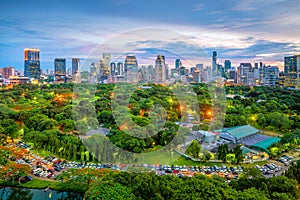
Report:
0,187,83,200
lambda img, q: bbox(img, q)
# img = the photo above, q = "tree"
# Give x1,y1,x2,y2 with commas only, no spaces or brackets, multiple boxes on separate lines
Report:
233,145,244,164
204,152,212,162
285,160,300,183
87,182,135,200
60,119,75,132
186,140,201,159
217,144,229,163
0,119,19,142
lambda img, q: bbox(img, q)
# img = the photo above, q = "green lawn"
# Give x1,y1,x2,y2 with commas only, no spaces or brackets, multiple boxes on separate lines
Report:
142,151,222,166
20,179,56,189
31,149,59,158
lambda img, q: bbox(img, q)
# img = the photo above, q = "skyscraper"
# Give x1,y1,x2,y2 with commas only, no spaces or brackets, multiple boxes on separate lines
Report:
103,53,111,69
148,65,154,81
264,66,279,86
229,67,237,83
259,62,265,84
212,51,217,78
284,55,300,87
98,59,109,82
224,60,231,71
165,64,169,80
72,58,80,75
175,59,181,70
117,62,123,75
24,48,40,79
110,62,116,75
154,55,166,83
238,63,252,85
54,58,66,83
124,55,138,82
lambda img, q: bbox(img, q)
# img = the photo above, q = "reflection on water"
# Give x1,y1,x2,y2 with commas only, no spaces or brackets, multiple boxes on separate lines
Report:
0,187,83,200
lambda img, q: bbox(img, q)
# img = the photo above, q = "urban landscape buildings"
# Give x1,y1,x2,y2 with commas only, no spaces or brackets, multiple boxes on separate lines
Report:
0,49,299,88
24,48,40,80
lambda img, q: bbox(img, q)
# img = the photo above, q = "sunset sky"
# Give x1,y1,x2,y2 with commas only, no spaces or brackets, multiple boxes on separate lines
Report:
1,0,299,71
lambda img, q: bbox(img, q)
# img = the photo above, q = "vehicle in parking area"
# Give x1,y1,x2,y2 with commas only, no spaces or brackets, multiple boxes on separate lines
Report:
54,167,62,172
47,173,53,178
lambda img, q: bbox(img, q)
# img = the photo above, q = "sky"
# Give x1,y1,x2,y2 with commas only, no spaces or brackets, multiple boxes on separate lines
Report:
0,0,300,71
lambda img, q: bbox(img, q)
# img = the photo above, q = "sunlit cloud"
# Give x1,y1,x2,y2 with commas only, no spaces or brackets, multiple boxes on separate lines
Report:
0,0,299,71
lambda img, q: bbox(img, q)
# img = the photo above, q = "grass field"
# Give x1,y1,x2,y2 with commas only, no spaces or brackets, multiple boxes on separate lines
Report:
143,151,268,167
31,149,59,158
20,179,56,189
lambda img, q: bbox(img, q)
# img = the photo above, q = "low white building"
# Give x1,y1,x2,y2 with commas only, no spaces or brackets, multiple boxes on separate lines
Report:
198,130,218,143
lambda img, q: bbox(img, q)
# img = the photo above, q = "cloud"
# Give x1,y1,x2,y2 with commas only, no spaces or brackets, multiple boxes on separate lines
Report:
193,3,205,11
231,1,256,11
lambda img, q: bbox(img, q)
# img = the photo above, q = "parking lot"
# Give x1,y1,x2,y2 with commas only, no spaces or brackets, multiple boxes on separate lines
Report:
7,141,299,182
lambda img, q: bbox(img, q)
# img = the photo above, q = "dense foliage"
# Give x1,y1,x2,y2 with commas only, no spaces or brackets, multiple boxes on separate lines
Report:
84,171,298,200
0,84,300,160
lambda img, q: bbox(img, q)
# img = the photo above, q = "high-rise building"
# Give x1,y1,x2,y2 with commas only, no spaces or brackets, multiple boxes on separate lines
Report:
154,55,166,83
217,64,224,77
284,55,300,87
116,62,123,75
24,48,40,79
54,58,66,83
175,59,182,70
192,67,201,83
90,62,97,75
165,64,169,80
103,53,111,69
148,65,154,81
259,63,265,85
264,66,279,86
224,60,231,71
253,68,259,84
238,63,252,85
139,65,148,83
212,51,217,77
72,58,80,75
124,55,138,82
170,68,178,78
98,59,109,82
229,67,237,83
110,62,116,75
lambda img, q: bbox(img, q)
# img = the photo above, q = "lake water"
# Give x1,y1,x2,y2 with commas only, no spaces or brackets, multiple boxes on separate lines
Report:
0,187,83,200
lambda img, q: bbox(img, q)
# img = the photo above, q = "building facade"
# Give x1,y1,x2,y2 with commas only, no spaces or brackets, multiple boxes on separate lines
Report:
124,55,138,83
72,58,80,75
54,58,66,83
154,55,166,84
24,48,40,80
284,55,300,88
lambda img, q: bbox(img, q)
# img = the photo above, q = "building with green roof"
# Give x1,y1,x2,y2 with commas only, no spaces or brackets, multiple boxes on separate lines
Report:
251,137,281,153
220,125,259,142
219,125,281,153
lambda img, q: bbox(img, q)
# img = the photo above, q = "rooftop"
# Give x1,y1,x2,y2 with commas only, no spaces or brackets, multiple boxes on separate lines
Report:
223,125,259,139
251,137,281,152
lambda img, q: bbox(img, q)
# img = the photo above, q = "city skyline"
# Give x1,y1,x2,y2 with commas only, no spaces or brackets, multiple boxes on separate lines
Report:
1,0,300,70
